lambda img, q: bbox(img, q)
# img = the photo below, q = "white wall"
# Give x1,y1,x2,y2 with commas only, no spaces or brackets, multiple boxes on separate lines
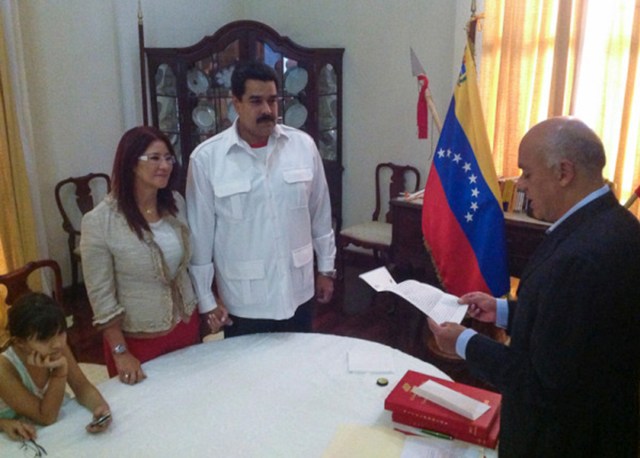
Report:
14,0,476,286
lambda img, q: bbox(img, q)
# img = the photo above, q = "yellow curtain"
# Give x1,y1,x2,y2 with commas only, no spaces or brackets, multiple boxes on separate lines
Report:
480,0,640,218
0,11,40,345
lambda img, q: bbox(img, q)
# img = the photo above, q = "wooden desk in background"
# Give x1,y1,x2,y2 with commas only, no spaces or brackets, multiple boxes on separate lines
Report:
389,198,550,284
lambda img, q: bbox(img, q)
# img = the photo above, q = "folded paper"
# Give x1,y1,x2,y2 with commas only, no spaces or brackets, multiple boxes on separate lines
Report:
411,380,490,421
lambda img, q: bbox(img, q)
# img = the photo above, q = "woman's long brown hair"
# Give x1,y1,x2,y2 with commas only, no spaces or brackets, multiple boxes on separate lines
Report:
110,126,180,239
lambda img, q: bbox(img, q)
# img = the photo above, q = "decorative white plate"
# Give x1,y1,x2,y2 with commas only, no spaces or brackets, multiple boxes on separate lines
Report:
187,68,210,95
192,104,216,130
284,101,308,128
284,67,308,95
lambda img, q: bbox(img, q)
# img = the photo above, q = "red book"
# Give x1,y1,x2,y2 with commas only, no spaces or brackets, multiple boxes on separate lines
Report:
392,410,501,449
384,370,501,445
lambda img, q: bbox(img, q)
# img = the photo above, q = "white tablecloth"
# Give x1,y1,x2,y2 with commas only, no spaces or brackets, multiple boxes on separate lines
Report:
2,333,460,457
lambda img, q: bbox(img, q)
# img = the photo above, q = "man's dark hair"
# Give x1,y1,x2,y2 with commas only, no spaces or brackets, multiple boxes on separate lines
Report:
8,292,67,341
231,60,278,99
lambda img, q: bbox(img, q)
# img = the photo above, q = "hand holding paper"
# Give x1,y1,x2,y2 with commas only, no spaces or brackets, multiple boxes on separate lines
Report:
359,267,468,324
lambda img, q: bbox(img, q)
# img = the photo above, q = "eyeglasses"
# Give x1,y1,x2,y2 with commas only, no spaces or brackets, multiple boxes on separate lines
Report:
20,439,47,457
138,154,177,165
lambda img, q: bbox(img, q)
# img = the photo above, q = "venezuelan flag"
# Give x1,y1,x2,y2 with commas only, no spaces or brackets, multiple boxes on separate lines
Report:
422,42,509,297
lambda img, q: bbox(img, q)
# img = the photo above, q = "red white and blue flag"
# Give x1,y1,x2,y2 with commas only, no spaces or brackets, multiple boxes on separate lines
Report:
422,43,509,297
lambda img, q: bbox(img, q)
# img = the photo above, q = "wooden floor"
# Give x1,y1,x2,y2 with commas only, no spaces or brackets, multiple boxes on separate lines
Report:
66,256,495,391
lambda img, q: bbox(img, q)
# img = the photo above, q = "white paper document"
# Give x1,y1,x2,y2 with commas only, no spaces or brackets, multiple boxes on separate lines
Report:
411,380,491,421
358,267,468,325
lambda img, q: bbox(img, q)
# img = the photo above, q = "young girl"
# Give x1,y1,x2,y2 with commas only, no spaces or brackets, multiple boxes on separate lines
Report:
0,292,111,440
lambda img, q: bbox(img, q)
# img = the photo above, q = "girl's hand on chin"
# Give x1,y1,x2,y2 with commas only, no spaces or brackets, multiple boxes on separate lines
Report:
26,351,66,369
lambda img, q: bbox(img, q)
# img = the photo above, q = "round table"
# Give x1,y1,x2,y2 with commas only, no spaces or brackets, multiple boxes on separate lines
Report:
2,333,455,457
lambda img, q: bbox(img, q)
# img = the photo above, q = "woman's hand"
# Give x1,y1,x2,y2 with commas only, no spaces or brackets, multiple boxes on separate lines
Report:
205,304,232,333
0,418,37,441
114,353,146,385
86,405,112,433
102,324,145,384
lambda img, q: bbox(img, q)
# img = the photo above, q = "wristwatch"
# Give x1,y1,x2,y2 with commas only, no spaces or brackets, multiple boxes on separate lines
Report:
318,269,337,279
112,343,127,355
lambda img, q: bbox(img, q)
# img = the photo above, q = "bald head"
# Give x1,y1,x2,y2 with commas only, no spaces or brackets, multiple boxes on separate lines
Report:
517,117,607,222
521,117,606,178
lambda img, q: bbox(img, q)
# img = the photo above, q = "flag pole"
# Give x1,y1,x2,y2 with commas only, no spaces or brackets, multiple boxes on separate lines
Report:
624,184,640,208
423,81,442,134
466,0,484,60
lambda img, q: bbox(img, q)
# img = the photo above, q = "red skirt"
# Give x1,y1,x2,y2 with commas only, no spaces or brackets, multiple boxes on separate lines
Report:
103,312,200,377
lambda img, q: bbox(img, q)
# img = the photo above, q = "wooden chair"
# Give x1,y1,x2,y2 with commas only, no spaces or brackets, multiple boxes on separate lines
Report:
338,162,421,278
0,259,64,309
0,260,67,351
54,173,110,293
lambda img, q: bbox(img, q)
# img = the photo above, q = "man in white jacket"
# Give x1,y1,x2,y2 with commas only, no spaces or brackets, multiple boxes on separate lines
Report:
186,60,336,337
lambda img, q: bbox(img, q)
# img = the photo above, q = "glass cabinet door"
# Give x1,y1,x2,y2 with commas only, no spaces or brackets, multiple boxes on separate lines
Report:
318,63,338,161
187,40,239,148
153,64,181,162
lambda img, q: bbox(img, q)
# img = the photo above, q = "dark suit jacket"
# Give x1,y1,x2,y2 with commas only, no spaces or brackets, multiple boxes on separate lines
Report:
466,192,640,457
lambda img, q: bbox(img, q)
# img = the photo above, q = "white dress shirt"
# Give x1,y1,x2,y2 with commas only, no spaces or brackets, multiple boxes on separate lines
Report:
186,121,336,320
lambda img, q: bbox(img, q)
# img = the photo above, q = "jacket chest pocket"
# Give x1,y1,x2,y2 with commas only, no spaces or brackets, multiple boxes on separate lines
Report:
282,168,312,209
214,180,252,220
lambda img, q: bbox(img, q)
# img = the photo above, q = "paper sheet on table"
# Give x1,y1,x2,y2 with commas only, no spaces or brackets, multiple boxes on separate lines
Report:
322,424,491,458
412,380,491,421
402,436,489,458
347,348,394,373
322,424,405,457
359,267,468,324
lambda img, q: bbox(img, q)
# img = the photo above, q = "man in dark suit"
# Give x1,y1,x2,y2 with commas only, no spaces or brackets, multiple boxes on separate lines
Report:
429,117,640,457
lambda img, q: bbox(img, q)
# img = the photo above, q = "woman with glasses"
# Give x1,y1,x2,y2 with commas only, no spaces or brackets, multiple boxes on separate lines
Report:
81,126,211,384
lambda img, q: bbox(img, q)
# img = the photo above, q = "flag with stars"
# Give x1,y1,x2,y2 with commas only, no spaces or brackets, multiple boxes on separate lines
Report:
422,42,509,297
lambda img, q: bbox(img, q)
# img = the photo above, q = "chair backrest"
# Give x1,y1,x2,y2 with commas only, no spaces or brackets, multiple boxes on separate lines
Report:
0,259,64,308
54,173,111,240
373,162,421,223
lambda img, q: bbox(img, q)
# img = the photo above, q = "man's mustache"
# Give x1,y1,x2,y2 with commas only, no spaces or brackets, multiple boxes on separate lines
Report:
257,114,276,124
